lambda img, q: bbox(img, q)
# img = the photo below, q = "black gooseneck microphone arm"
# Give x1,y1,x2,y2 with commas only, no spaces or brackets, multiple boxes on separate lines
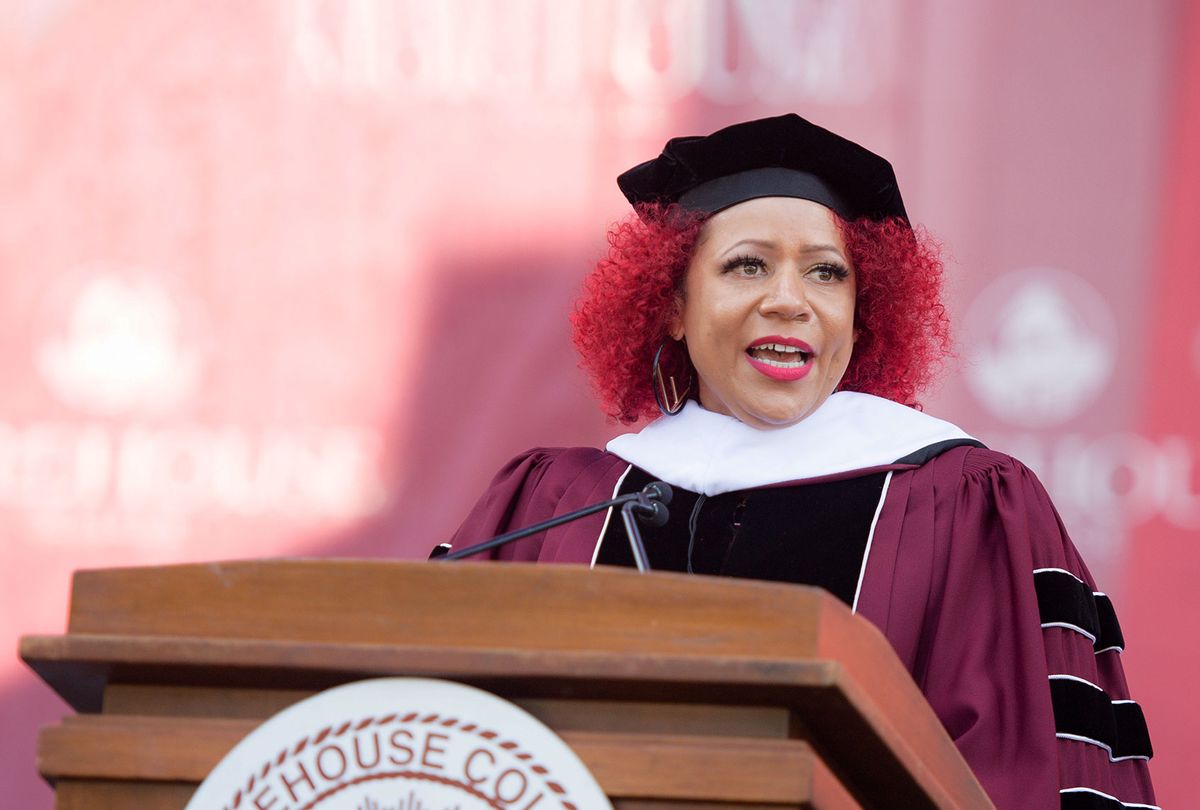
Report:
436,481,673,572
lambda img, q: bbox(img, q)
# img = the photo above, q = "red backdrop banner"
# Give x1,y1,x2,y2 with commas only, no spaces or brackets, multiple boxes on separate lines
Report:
1125,0,1200,797
0,2,1192,807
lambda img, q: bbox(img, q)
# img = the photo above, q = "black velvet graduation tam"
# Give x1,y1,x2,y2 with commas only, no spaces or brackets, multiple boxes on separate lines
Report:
617,113,908,223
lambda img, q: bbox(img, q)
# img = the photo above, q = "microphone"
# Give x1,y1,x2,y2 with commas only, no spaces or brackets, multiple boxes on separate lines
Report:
617,481,672,569
642,481,673,506
633,499,670,527
437,481,672,572
627,481,671,527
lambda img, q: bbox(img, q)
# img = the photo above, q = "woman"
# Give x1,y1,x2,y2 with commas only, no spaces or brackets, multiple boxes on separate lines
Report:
448,115,1156,810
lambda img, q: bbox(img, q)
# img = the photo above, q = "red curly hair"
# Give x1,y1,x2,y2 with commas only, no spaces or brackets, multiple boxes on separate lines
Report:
571,203,951,424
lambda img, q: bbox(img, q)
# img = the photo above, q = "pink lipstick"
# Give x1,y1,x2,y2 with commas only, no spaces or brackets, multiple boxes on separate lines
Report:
745,336,814,381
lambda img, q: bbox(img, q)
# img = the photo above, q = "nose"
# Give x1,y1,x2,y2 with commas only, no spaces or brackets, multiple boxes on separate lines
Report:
758,269,811,320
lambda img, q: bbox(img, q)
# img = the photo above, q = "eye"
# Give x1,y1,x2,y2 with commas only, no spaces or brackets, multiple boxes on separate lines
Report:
807,263,850,282
722,254,768,277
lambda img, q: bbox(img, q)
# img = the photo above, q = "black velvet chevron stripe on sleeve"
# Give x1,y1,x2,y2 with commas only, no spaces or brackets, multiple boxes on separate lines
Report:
1034,569,1126,652
1060,787,1161,810
1049,676,1154,760
1111,701,1153,760
1093,592,1127,652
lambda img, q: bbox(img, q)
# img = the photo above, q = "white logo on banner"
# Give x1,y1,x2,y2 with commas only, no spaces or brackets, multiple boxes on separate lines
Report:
186,678,612,810
287,0,890,104
0,262,385,550
36,267,206,417
964,268,1116,428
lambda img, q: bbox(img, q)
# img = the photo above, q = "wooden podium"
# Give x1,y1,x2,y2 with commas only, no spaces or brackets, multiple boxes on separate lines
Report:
21,560,994,809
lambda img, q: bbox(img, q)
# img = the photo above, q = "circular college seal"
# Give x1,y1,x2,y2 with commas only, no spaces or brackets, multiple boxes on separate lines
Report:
185,678,612,810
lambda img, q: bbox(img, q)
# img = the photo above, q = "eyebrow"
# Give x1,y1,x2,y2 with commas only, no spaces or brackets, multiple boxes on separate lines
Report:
717,238,846,257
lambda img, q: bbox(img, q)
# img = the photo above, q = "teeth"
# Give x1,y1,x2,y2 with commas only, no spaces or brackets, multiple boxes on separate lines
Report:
748,342,812,363
754,356,807,368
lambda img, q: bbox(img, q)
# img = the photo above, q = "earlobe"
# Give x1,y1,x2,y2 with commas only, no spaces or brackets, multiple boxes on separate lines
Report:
668,295,686,341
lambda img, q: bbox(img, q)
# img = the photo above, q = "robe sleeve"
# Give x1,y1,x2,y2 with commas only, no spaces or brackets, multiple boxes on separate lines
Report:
445,447,625,563
892,448,1157,810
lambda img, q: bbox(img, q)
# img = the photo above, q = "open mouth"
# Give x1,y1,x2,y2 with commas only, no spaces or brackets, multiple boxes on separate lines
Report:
746,342,812,368
745,339,815,381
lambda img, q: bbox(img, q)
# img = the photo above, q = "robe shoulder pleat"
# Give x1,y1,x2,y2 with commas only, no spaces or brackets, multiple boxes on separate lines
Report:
448,447,628,563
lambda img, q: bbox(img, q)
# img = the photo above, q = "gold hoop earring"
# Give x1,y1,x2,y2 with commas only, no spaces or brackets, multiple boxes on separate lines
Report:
652,339,692,416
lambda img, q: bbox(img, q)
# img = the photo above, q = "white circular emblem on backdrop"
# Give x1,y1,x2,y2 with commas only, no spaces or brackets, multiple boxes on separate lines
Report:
34,262,207,417
963,268,1116,428
185,678,612,810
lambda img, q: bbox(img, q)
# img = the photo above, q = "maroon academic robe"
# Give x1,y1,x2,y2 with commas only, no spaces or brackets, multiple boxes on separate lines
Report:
449,445,1157,810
